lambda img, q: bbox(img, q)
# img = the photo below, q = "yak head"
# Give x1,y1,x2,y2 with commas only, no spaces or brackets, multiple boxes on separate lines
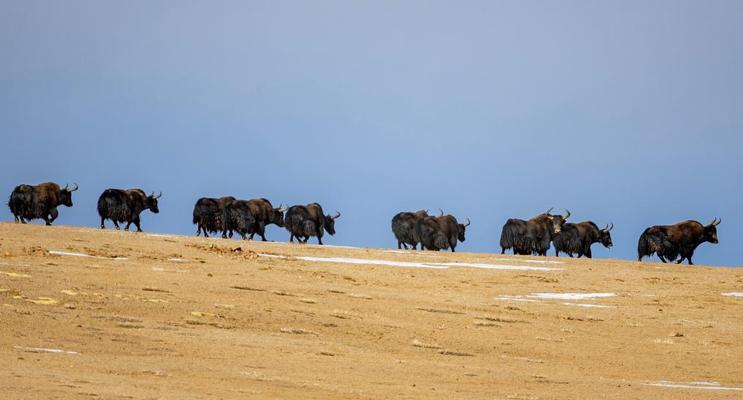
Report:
323,211,341,235
599,223,614,248
704,218,721,244
59,183,79,207
146,192,162,214
457,218,471,242
545,208,570,234
272,204,288,227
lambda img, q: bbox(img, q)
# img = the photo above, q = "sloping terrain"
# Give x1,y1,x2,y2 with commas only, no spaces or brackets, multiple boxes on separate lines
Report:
1,223,742,399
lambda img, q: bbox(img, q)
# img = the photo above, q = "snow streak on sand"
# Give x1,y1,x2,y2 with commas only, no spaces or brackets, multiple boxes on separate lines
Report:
14,346,78,355
721,292,743,297
258,254,562,271
49,250,127,260
561,302,613,308
495,293,616,308
530,293,615,300
643,381,743,391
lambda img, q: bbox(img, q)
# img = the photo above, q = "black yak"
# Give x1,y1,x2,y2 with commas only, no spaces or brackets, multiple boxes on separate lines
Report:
97,189,161,232
284,203,340,245
553,222,613,258
8,182,78,225
222,200,258,240
192,196,236,238
391,209,429,250
500,208,570,256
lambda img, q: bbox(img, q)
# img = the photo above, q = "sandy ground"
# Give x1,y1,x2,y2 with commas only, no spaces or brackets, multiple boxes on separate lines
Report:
1,223,742,399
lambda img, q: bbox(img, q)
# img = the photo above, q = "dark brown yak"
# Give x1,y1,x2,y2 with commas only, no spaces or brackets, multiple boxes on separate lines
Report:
433,210,470,252
638,219,720,265
8,182,78,225
242,198,287,241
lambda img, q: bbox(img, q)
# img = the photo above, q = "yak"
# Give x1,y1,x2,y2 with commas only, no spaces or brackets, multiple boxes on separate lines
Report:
222,200,258,240
553,222,613,258
97,188,161,232
243,198,287,241
192,196,236,238
433,210,470,252
391,209,429,250
415,213,451,251
8,182,78,225
284,203,340,245
500,208,570,256
638,219,720,265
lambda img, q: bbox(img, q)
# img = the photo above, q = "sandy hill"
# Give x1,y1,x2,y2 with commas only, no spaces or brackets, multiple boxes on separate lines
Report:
0,223,742,399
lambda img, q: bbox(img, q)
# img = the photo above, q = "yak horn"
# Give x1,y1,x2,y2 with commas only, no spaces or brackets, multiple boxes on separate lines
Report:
333,211,341,219
278,204,288,212
438,208,444,217
563,209,571,219
709,217,721,226
545,207,554,215
69,183,79,192
154,191,162,199
464,217,471,227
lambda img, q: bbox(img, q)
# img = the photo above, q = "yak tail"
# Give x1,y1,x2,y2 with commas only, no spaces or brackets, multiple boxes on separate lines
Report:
637,228,652,261
96,193,109,218
500,221,523,250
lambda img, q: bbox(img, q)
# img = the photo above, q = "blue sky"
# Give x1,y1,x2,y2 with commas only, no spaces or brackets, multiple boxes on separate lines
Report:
1,1,741,266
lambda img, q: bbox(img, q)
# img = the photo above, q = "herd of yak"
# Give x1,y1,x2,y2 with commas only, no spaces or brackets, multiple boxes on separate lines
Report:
6,182,723,265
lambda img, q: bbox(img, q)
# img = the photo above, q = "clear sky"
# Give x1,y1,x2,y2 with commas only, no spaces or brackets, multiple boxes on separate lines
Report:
1,1,741,266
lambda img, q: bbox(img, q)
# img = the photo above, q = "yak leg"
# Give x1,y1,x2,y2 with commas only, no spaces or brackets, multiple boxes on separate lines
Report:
317,236,323,245
585,248,592,259
258,222,267,241
113,220,120,230
289,233,295,243
398,241,402,250
658,254,667,263
132,216,143,232
44,208,59,225
686,251,694,265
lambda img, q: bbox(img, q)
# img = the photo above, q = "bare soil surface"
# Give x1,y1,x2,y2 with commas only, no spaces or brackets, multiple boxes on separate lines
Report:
1,223,742,399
